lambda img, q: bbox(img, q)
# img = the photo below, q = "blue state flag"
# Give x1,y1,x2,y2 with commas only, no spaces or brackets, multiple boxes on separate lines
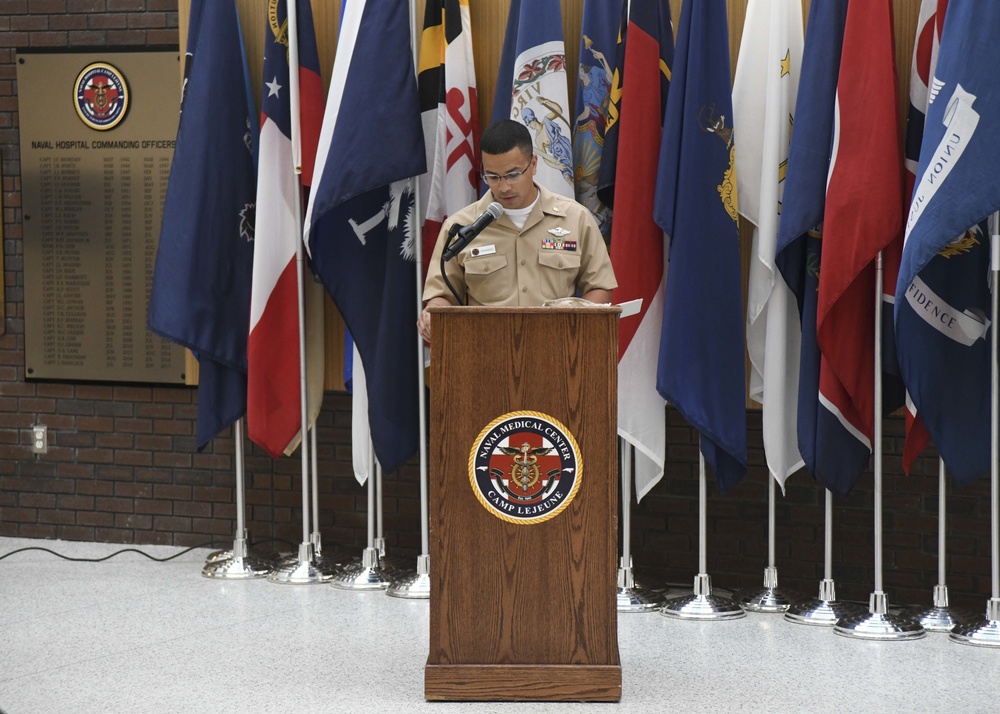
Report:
304,0,426,475
490,0,574,197
774,0,849,481
148,0,257,450
572,0,624,240
654,0,745,492
895,2,1000,485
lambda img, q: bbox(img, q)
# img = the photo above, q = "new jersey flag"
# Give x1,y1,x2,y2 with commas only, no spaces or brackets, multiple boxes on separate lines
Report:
490,0,574,197
573,0,624,240
608,0,673,500
148,0,257,450
775,0,850,483
733,0,804,490
655,0,746,493
815,0,902,496
304,0,426,475
248,0,324,458
418,0,480,277
896,1,1000,485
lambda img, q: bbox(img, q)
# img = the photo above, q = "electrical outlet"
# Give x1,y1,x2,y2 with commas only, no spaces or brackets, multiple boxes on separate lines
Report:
32,425,47,454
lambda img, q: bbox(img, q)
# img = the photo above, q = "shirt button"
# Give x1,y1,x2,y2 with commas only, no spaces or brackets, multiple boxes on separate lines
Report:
522,287,527,293
520,260,525,266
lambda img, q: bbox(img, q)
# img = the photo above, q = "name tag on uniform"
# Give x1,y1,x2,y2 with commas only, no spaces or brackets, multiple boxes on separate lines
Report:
470,244,496,256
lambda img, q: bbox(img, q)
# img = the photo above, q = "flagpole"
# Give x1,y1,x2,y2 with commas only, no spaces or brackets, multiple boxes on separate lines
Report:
268,0,331,584
617,439,665,612
835,251,924,639
739,473,801,613
388,0,432,599
661,440,744,620
906,458,971,630
785,489,863,625
333,440,392,589
951,212,1000,646
203,417,271,578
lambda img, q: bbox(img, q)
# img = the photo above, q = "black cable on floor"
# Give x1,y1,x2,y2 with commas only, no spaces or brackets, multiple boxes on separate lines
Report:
0,538,300,563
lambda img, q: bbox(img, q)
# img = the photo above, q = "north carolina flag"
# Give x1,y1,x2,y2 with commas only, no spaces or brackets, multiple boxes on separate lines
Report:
898,0,946,473
815,0,902,496
148,0,257,450
733,0,804,490
775,0,849,483
895,0,1000,485
607,0,673,500
247,0,324,458
655,0,746,493
418,0,480,278
572,0,624,241
490,0,574,197
304,0,426,475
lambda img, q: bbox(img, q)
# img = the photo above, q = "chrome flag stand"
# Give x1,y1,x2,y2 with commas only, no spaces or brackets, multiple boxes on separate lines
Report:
387,2,432,600
906,459,972,632
203,418,271,579
951,218,1000,647
332,443,392,590
784,489,863,625
617,440,666,612
739,474,801,613
834,252,924,639
267,0,332,586
661,442,744,620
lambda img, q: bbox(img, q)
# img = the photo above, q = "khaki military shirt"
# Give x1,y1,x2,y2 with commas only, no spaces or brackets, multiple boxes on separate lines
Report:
422,184,617,306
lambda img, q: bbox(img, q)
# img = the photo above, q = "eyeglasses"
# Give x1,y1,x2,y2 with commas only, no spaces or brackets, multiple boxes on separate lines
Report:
482,164,531,185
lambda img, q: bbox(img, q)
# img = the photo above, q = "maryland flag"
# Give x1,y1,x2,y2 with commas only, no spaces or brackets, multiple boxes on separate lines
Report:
417,0,480,277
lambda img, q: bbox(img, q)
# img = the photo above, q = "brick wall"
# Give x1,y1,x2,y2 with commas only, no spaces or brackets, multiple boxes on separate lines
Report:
0,2,996,618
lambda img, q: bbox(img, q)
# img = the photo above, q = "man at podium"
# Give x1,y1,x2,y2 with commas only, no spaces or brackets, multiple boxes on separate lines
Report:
417,120,616,341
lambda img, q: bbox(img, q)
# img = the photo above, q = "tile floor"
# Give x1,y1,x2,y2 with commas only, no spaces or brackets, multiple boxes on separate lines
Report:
1,536,998,714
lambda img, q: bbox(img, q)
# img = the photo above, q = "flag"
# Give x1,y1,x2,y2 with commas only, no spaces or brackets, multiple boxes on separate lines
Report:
775,0,850,483
895,0,1000,485
898,0,946,472
418,0,480,278
607,0,673,500
247,0,324,458
304,0,426,475
148,0,257,450
655,0,745,493
572,0,624,241
815,0,902,496
490,0,574,198
733,0,804,491
595,1,628,212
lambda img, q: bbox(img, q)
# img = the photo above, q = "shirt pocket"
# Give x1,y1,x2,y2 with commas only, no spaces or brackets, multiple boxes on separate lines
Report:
464,253,509,304
537,250,581,299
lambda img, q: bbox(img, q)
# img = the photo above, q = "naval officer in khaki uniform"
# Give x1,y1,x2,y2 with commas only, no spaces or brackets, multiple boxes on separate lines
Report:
418,120,617,342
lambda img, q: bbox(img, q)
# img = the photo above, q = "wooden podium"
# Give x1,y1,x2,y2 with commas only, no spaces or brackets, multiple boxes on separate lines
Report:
424,305,621,702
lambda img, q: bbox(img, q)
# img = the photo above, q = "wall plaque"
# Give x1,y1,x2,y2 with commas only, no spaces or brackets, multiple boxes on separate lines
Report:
19,49,187,383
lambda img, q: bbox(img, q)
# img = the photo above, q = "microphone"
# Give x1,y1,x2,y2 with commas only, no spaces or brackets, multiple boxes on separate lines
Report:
442,202,504,261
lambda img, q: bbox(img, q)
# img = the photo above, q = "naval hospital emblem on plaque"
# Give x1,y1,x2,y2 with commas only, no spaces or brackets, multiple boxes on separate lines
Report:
469,411,582,525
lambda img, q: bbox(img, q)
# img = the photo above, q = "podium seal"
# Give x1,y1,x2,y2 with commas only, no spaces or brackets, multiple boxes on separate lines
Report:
469,410,582,525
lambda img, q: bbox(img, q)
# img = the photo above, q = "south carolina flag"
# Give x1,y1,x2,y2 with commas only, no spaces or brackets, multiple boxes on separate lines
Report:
733,0,804,490
304,0,425,475
490,0,574,198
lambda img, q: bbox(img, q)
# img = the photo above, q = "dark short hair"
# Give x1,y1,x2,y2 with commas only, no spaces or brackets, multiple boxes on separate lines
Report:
480,119,533,158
